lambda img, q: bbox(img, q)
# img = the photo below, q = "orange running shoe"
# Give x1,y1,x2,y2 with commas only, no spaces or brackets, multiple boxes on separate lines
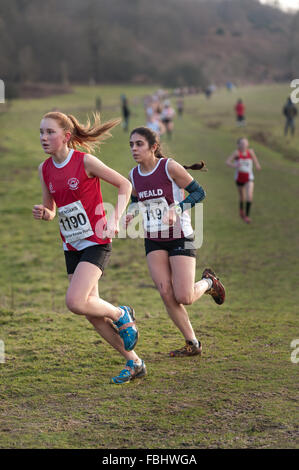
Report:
202,268,226,305
169,340,202,357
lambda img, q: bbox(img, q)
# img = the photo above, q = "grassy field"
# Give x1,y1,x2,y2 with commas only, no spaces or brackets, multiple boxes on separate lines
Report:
0,83,298,449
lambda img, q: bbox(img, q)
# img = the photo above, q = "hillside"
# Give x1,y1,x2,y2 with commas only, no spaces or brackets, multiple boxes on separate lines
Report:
0,0,299,87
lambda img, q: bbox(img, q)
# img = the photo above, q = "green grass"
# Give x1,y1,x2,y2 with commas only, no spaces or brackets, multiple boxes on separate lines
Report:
0,83,298,449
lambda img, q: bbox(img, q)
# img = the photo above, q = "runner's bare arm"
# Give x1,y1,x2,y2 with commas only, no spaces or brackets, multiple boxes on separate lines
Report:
162,159,205,226
128,172,137,197
124,172,139,228
167,159,194,188
226,150,238,168
32,163,56,221
249,149,262,171
84,154,132,235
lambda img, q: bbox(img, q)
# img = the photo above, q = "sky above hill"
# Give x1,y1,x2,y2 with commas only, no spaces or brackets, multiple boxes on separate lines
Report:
259,0,299,11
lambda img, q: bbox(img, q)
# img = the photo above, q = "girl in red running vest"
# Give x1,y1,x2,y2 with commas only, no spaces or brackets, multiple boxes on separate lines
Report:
33,111,146,385
124,127,226,358
235,99,246,127
226,137,261,223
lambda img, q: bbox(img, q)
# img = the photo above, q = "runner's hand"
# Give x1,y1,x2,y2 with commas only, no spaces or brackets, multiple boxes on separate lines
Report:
162,208,177,226
33,205,45,220
123,214,134,229
103,219,119,239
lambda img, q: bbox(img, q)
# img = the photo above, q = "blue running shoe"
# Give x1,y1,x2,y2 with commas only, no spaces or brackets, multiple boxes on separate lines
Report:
110,359,147,385
113,306,139,351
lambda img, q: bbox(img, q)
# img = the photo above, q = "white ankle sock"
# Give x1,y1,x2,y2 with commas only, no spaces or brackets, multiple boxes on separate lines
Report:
204,278,213,290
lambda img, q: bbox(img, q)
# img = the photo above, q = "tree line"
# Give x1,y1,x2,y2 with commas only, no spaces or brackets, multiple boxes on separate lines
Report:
0,0,298,90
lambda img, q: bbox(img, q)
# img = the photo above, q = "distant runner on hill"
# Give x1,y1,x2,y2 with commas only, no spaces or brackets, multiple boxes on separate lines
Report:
226,137,261,224
160,100,176,139
176,97,184,118
283,96,297,137
146,115,165,137
235,99,246,127
121,94,130,132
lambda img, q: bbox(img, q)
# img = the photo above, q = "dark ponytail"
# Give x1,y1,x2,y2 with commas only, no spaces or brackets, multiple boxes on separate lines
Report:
183,161,207,171
130,126,207,170
154,142,165,159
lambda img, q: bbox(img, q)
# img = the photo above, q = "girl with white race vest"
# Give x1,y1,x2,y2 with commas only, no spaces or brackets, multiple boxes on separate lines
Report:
125,127,225,358
160,101,175,139
226,137,261,223
33,111,146,385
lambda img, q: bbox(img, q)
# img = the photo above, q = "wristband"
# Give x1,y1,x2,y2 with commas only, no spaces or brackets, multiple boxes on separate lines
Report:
177,180,206,213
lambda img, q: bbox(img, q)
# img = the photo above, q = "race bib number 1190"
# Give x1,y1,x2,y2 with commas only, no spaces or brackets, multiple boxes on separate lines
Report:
58,200,94,243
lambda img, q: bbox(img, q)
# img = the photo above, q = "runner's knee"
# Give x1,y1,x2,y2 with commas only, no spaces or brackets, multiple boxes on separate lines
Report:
157,282,175,304
65,293,86,315
174,291,194,305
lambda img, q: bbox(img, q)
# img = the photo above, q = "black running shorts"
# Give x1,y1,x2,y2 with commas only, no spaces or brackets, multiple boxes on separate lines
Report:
144,237,196,258
64,243,112,275
235,179,254,187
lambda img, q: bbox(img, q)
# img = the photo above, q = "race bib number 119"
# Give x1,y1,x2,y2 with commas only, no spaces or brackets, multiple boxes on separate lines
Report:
140,197,170,232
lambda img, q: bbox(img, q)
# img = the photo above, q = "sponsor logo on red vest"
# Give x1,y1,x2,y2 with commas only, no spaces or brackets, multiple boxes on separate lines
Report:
68,178,79,190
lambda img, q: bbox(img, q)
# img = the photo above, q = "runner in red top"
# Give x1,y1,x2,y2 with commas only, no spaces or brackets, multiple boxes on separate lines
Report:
125,127,226,358
33,111,146,384
235,99,246,127
42,148,109,251
226,137,262,223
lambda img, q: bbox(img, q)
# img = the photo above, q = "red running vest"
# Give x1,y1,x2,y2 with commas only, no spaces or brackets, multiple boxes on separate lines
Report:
42,150,110,251
235,149,254,184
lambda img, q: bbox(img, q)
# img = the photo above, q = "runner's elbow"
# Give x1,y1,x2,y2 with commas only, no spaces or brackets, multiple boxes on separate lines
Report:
121,179,132,197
